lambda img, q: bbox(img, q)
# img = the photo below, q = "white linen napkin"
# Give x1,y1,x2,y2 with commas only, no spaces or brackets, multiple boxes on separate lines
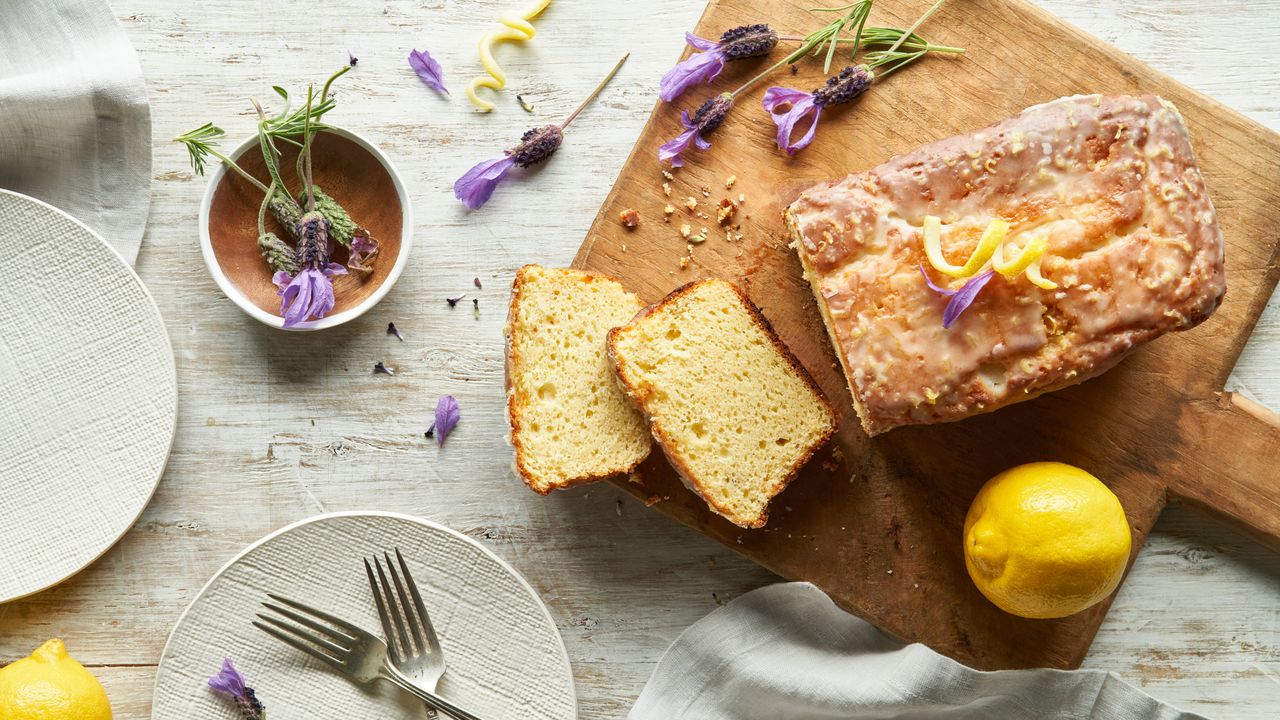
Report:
0,0,151,266
631,582,1207,719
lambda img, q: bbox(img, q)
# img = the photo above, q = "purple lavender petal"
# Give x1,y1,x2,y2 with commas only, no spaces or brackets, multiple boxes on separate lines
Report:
277,266,346,328
762,86,810,111
658,40,726,102
658,110,699,167
408,48,448,95
434,395,460,447
454,155,516,210
685,32,719,51
763,87,821,155
919,264,957,296
271,270,293,291
208,659,246,697
942,270,995,329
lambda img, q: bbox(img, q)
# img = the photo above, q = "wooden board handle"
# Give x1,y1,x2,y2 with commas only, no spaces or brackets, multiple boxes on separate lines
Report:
1168,393,1280,550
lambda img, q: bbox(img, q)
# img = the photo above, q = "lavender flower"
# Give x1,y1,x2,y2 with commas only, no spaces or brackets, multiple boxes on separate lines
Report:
921,265,996,329
209,659,265,720
763,66,873,155
453,125,563,209
659,93,733,167
434,395,460,447
409,48,448,95
454,54,628,210
659,25,778,102
273,211,346,329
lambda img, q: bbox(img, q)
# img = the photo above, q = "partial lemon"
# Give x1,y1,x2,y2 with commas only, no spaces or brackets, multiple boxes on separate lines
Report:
963,462,1132,619
0,639,112,720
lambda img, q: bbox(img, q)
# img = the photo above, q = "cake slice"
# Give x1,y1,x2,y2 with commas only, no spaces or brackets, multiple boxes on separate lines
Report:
505,265,651,494
607,278,837,528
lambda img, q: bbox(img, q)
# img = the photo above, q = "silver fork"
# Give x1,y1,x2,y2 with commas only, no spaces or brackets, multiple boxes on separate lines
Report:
254,593,485,720
365,549,446,719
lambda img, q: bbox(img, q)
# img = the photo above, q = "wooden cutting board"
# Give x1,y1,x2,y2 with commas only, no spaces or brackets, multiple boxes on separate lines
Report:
573,0,1280,669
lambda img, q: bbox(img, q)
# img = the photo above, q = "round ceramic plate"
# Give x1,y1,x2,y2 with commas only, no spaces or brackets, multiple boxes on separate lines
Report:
0,189,176,603
152,512,577,720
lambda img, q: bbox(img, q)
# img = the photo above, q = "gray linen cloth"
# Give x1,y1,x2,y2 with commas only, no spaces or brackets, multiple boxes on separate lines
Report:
0,0,151,265
631,582,1207,719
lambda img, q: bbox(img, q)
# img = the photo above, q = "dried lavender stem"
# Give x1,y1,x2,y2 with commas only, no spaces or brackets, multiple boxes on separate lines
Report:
883,0,948,56
561,52,630,130
210,151,270,194
300,86,317,211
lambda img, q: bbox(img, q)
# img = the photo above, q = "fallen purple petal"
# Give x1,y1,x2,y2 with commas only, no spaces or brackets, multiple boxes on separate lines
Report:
473,277,483,289
408,48,448,95
943,270,995,329
388,322,403,341
446,294,465,307
434,395,460,447
374,361,394,375
919,264,957,296
453,155,516,210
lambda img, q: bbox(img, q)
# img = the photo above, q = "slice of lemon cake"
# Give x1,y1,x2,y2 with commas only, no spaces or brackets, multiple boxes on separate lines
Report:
505,265,651,494
607,278,837,528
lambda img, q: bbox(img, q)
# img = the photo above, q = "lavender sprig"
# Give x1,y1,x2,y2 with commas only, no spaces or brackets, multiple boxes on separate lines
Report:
209,659,266,720
659,24,779,101
453,53,629,210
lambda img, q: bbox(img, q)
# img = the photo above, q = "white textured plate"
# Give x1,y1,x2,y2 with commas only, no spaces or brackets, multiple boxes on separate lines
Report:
0,189,176,603
152,512,577,720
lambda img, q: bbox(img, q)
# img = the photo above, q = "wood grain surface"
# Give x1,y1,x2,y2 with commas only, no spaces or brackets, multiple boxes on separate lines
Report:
1,0,1279,717
574,0,1280,671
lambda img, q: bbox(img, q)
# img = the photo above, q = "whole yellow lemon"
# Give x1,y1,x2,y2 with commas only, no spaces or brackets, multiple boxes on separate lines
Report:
0,639,112,720
963,462,1132,619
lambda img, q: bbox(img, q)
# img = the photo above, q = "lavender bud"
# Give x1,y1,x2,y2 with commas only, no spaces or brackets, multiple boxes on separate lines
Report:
507,125,564,168
295,211,332,270
718,24,777,61
297,186,356,249
812,66,874,108
693,92,734,135
257,232,300,275
268,190,302,240
236,687,265,720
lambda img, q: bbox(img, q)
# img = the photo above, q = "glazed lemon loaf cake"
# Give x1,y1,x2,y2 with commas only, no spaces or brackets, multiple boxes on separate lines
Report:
786,94,1224,436
607,278,837,528
505,265,651,494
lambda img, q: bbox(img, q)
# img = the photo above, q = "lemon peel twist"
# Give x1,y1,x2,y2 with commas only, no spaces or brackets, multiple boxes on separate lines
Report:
466,0,553,112
923,215,1057,289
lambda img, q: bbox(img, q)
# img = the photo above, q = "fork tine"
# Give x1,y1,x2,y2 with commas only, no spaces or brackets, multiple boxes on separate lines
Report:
256,611,350,659
253,619,345,671
365,557,405,663
374,555,417,656
266,592,364,636
263,601,356,644
395,548,442,655
384,551,426,655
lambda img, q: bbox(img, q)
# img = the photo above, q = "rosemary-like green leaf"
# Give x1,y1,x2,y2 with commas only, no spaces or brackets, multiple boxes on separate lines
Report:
173,122,226,176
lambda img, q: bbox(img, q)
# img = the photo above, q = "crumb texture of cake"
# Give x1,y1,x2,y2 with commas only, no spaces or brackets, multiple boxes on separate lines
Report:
786,94,1226,436
506,265,651,494
607,278,837,528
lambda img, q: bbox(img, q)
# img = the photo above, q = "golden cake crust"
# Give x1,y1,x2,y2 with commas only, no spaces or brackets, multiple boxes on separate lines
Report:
786,94,1225,436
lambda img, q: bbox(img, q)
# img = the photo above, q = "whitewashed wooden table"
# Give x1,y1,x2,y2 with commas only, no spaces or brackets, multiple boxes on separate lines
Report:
1,0,1278,717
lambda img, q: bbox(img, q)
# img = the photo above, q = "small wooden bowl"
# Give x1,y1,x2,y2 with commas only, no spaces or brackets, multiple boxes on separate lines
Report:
199,127,412,331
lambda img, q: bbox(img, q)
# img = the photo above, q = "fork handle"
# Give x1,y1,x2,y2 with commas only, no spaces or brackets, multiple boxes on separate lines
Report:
381,667,486,720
